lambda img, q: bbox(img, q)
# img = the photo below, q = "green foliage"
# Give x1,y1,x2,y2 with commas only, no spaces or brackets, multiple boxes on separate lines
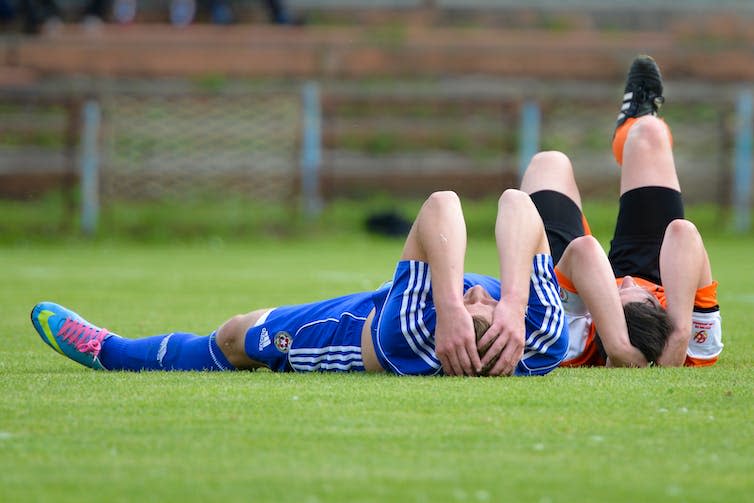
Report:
2,236,752,502
363,23,408,48
0,193,745,246
193,74,229,93
0,130,65,148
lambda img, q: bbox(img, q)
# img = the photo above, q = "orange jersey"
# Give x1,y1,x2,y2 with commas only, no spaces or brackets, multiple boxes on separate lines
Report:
555,268,722,367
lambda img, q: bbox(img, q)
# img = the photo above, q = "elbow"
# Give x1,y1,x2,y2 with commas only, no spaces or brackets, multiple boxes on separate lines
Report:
561,235,605,271
568,235,602,259
426,190,461,208
664,219,702,246
419,191,463,222
566,235,605,264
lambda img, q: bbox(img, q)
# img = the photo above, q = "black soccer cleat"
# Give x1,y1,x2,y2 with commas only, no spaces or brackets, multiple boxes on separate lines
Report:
615,55,665,134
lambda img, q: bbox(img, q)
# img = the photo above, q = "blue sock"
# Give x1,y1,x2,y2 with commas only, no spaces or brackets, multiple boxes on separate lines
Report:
98,332,234,371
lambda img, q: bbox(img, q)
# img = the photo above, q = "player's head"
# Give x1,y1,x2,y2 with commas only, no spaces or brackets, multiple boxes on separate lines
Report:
463,285,497,370
463,285,497,375
619,276,673,363
472,315,498,376
463,285,496,324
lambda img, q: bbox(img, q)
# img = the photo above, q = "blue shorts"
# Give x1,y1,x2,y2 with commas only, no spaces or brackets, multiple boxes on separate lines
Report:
371,255,568,376
243,292,374,372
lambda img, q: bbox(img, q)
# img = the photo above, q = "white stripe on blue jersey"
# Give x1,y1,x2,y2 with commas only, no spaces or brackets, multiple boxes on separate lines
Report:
537,253,564,350
524,256,560,351
399,261,440,370
289,345,363,372
522,254,566,363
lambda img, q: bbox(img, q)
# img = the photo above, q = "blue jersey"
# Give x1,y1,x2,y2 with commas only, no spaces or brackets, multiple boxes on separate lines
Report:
372,255,568,376
243,254,568,376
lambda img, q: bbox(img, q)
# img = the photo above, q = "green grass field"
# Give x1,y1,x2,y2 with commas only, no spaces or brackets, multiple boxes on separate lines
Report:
2,209,753,502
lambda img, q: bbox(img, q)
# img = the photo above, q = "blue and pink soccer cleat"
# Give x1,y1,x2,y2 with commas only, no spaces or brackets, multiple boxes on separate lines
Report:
30,302,112,370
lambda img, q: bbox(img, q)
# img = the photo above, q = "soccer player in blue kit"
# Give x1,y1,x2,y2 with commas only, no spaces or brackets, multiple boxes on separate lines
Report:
31,189,569,377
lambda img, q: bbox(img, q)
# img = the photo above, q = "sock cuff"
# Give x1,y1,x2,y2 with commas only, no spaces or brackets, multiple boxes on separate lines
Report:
612,117,674,167
612,118,637,166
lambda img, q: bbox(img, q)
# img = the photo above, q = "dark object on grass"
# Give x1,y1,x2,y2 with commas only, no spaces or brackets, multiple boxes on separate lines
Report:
365,211,412,238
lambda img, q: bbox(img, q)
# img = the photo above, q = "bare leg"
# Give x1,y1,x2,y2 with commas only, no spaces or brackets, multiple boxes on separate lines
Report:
215,309,271,369
522,152,646,366
615,88,716,367
619,116,679,194
520,151,582,208
521,150,587,264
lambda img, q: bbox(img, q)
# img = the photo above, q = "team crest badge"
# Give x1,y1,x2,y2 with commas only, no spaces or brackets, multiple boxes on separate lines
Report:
274,331,292,353
694,330,708,344
559,288,569,302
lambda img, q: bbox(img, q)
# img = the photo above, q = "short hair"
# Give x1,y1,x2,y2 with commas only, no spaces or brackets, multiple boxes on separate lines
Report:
472,315,495,376
623,300,674,364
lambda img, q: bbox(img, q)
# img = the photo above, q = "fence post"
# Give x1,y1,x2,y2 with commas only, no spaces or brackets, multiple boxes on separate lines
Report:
300,81,323,218
80,100,101,236
733,88,753,233
519,99,541,182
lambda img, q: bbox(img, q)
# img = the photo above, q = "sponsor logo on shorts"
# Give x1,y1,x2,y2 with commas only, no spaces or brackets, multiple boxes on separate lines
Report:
694,330,708,344
274,331,292,353
258,328,271,351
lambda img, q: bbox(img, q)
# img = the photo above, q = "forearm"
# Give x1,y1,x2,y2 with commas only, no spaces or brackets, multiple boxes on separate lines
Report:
408,191,479,375
478,190,546,376
657,275,695,366
659,281,695,366
495,190,543,309
559,237,646,367
414,191,467,310
656,330,689,366
658,220,710,366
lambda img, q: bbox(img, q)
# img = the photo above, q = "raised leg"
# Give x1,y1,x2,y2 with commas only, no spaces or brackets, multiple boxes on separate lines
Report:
520,150,582,208
619,116,679,194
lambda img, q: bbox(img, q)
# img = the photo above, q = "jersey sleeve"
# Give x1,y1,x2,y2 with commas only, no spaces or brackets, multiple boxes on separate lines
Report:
371,260,441,375
553,265,601,366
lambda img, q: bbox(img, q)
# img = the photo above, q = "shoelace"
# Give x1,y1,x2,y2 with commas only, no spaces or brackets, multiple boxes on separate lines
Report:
59,318,110,356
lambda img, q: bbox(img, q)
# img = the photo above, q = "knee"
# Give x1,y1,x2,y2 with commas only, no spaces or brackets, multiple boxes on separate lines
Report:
627,116,671,149
499,188,533,208
524,151,577,188
531,150,572,168
529,150,574,174
665,219,701,244
216,314,248,361
570,235,602,255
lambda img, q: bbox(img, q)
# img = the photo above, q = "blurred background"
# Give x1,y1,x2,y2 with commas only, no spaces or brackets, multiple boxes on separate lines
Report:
1,0,752,242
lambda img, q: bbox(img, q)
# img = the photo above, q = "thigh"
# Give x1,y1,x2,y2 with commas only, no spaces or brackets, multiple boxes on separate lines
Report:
608,186,684,284
530,190,585,264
